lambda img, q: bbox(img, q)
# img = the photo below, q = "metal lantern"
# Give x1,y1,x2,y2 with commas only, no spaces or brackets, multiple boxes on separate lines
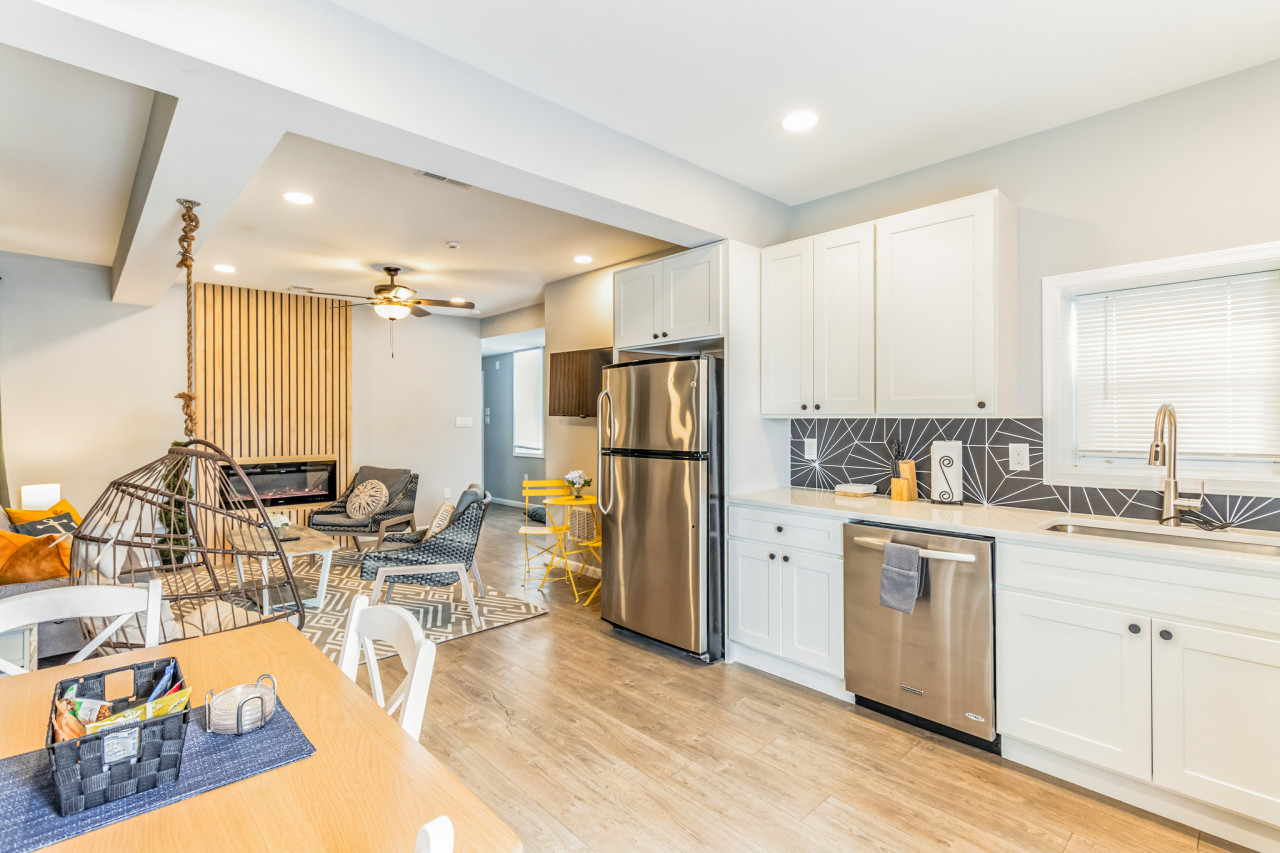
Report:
71,440,304,652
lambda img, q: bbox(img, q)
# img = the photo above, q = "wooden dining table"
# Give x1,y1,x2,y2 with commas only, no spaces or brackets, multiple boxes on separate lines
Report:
0,621,522,853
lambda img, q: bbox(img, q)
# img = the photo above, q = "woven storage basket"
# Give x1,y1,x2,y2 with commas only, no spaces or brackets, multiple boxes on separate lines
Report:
44,658,189,816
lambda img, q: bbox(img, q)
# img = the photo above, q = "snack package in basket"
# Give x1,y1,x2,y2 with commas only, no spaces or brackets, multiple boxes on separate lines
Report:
83,687,192,735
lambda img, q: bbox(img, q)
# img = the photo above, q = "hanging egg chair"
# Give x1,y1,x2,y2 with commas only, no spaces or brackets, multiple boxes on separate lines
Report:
71,439,304,653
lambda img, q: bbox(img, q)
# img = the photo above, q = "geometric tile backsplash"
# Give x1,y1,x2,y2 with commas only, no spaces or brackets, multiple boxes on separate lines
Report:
791,417,1280,532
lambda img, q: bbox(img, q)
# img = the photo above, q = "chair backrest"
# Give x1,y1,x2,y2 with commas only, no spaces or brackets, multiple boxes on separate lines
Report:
337,594,436,741
0,578,162,676
522,479,569,512
414,816,455,853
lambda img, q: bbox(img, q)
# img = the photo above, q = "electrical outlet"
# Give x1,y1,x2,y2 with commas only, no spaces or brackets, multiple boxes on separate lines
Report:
455,416,473,428
443,486,451,499
804,438,818,461
1009,443,1030,472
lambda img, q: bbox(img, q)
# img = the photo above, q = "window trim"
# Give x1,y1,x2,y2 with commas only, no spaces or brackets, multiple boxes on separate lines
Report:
511,347,545,459
1043,240,1280,498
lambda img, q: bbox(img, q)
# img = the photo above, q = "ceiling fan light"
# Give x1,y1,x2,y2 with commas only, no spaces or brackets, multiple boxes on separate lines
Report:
374,303,412,321
389,285,415,301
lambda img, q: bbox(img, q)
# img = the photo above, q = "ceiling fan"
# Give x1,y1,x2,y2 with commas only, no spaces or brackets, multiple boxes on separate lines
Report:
309,266,476,320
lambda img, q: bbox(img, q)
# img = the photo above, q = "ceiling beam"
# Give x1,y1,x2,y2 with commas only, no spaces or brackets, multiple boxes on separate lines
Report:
109,95,282,304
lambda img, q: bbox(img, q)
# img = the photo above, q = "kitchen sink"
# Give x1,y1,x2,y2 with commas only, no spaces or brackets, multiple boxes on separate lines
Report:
1042,522,1280,558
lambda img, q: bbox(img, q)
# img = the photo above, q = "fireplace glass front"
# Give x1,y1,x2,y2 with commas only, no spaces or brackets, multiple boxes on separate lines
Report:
221,459,338,508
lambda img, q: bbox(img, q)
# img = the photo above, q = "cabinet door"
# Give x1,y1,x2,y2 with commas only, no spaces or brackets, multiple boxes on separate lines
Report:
813,223,875,416
996,591,1152,779
780,550,843,676
875,193,996,415
614,260,662,348
760,239,813,416
1152,620,1280,825
661,243,722,342
727,539,782,655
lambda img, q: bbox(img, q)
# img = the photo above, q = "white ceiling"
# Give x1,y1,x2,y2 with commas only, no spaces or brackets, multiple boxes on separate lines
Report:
335,0,1280,205
196,133,677,316
0,43,154,265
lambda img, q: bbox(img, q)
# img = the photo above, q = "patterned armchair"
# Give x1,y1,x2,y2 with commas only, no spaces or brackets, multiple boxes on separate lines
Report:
308,467,418,552
360,486,491,627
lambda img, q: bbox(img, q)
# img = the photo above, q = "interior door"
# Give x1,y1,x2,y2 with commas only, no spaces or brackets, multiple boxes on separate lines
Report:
875,193,995,415
760,239,812,416
661,244,722,342
1152,619,1280,824
601,455,706,654
997,591,1153,780
614,259,662,348
813,223,875,415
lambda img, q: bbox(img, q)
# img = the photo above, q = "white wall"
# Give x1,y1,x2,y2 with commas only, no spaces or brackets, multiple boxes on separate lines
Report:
350,309,483,517
790,58,1280,416
480,303,544,339
0,250,184,510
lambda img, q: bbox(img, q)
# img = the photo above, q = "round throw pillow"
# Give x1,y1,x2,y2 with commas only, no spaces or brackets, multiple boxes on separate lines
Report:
347,480,389,521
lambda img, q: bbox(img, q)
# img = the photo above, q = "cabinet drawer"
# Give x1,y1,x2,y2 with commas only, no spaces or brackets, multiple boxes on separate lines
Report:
728,505,845,556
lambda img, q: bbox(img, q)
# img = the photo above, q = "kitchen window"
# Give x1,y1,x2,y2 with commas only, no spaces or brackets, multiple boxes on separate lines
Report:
512,347,544,458
1043,242,1280,496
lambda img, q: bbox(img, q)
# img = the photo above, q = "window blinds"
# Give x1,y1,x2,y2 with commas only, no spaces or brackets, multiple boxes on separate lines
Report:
1074,270,1280,460
512,348,544,455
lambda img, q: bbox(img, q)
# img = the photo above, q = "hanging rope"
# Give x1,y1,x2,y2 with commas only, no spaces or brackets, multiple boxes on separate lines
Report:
175,199,201,438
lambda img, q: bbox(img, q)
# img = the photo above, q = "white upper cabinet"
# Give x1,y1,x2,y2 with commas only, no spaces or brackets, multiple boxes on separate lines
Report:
614,243,723,349
875,190,1017,416
760,224,875,416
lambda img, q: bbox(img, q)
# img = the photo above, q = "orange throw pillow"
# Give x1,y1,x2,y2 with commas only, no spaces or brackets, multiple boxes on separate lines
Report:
0,532,71,585
4,499,82,526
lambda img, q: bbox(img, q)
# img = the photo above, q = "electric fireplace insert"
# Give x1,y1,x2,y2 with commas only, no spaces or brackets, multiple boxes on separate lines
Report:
220,459,338,509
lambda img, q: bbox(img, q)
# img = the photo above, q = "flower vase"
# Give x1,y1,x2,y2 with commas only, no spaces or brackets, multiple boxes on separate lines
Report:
572,485,583,499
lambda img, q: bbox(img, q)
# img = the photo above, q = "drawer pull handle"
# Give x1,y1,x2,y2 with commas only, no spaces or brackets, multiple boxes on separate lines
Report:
782,555,790,563
1159,629,1173,641
1128,623,1141,634
851,536,977,563
776,525,784,532
768,553,776,561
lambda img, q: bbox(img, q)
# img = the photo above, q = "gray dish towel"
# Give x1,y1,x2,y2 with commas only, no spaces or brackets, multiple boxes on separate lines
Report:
880,542,926,614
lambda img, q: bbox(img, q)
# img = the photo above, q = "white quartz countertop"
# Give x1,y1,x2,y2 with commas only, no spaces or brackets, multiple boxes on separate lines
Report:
729,487,1280,575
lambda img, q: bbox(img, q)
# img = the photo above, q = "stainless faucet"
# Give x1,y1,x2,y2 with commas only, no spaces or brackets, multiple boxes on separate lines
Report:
1147,404,1203,526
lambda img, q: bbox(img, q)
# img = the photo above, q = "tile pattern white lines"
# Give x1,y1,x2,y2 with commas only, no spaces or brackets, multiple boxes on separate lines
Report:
791,417,1280,531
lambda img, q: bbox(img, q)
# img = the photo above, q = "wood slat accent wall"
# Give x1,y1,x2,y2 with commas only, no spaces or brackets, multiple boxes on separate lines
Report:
193,282,352,524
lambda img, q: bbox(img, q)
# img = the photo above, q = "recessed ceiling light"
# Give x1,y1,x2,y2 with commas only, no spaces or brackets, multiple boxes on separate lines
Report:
450,297,467,304
212,264,236,274
445,241,461,250
574,255,593,265
781,110,819,133
282,191,314,205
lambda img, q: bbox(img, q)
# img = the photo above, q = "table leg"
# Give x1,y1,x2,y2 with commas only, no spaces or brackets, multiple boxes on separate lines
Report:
260,558,273,614
315,551,333,609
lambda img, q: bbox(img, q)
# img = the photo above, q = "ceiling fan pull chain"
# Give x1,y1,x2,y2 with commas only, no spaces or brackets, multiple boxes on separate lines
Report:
390,320,396,358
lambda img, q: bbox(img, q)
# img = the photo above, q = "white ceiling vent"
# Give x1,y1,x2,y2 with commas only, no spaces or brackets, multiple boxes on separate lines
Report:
419,170,471,189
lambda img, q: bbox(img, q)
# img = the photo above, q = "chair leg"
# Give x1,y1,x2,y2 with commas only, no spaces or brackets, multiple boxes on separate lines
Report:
468,559,486,598
457,568,481,628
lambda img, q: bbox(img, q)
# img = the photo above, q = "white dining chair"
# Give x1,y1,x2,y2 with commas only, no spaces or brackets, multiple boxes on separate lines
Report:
337,594,436,741
414,816,455,853
0,578,163,676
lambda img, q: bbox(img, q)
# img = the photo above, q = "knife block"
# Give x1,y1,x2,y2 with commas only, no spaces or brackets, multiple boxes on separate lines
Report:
890,459,918,501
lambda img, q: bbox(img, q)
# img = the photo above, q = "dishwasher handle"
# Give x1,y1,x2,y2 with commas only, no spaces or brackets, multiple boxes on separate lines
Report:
851,536,977,563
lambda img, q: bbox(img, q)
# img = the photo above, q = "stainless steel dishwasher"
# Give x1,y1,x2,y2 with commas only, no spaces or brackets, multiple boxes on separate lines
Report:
843,522,996,745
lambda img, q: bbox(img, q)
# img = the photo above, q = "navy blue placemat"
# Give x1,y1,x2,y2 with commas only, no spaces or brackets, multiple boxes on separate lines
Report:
0,700,314,852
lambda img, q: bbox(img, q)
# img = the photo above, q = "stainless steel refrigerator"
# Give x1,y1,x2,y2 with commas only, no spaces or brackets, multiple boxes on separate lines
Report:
597,354,723,661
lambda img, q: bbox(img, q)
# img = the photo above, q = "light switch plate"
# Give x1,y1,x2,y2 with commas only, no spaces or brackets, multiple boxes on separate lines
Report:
443,487,451,499
455,416,473,428
1009,443,1030,472
804,438,818,461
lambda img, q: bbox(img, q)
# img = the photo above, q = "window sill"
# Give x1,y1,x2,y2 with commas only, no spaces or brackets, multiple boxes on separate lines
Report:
513,450,545,459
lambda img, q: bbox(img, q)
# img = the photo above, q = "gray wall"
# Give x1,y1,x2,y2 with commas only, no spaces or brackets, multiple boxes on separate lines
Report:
483,352,545,503
789,57,1280,417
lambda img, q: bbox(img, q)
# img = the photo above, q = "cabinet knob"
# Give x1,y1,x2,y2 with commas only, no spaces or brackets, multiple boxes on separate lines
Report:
1128,623,1141,634
652,333,659,339
768,553,776,560
814,403,822,411
1159,629,1173,641
977,401,987,410
782,555,790,562
776,525,783,532
661,331,669,338
800,404,808,411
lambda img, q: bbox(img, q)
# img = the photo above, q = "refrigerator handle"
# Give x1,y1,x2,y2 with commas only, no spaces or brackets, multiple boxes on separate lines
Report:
597,388,614,514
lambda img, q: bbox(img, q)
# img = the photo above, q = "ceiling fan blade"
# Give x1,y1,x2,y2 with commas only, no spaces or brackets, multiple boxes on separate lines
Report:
410,306,431,318
302,290,367,299
328,299,375,310
408,298,476,310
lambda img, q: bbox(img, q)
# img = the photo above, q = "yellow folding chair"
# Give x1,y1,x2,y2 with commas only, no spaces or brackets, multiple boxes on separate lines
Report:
517,480,570,587
566,505,603,606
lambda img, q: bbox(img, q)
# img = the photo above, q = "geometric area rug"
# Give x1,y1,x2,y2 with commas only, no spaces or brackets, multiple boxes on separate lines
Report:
291,551,548,664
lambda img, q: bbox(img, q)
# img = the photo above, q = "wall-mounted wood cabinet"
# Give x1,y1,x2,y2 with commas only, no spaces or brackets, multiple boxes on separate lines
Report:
547,348,611,418
761,190,1018,418
614,243,723,349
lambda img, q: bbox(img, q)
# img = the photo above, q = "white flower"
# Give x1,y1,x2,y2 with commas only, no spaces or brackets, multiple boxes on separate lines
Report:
565,470,586,486
268,513,290,528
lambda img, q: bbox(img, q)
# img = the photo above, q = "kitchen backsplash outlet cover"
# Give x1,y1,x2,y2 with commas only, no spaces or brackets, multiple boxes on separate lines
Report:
790,417,1280,532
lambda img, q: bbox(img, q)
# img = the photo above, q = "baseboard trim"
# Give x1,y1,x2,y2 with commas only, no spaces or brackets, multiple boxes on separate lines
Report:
1001,738,1280,853
490,497,524,509
726,642,856,703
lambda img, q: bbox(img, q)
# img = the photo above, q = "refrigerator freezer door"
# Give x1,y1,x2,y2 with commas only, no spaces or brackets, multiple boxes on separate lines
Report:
603,358,706,454
602,454,707,654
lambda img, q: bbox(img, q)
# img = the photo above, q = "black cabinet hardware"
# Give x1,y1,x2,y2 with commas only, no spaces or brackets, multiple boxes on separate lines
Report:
1159,629,1173,641
1128,624,1141,634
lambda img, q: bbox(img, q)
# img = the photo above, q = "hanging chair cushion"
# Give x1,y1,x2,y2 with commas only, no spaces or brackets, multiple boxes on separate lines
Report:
0,532,71,584
347,480,390,521
352,466,412,501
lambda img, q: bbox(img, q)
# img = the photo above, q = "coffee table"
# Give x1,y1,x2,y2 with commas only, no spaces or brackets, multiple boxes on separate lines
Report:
226,525,339,612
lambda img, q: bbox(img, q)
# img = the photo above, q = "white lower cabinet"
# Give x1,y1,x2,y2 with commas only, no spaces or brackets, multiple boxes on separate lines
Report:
1152,620,1280,826
727,536,843,679
997,591,1152,779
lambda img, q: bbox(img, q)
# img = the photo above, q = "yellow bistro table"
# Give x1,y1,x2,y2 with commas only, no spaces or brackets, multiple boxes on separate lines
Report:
542,495,602,604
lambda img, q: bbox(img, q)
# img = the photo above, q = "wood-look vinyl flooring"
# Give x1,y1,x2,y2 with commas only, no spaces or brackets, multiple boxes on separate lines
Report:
357,505,1254,853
